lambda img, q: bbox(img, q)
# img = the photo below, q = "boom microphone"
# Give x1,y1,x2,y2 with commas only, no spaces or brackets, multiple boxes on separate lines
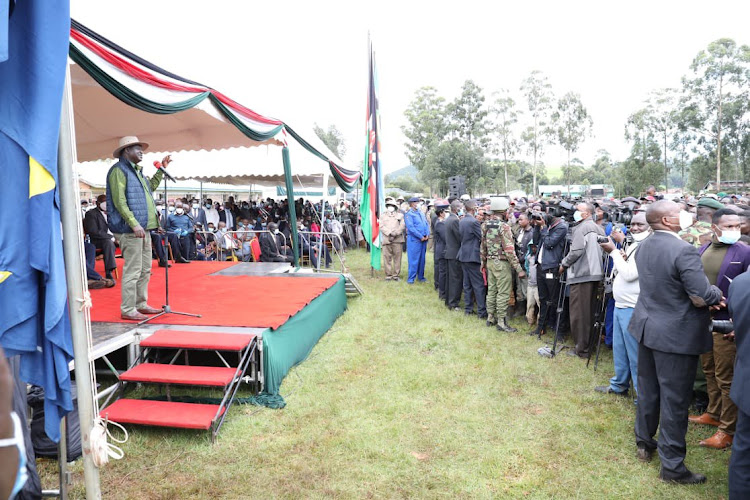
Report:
153,160,176,182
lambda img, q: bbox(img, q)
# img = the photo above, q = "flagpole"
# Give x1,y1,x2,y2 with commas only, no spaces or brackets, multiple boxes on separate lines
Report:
58,65,102,498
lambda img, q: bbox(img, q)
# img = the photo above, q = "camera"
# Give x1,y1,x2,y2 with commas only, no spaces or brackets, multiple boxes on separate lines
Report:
596,236,610,244
711,319,734,335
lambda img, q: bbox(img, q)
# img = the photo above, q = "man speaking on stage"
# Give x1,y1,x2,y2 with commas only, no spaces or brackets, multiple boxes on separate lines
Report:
107,136,172,321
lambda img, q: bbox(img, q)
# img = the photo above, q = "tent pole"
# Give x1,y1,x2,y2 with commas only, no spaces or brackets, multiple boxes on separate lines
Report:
282,147,299,267
57,66,102,498
316,172,330,271
199,181,203,205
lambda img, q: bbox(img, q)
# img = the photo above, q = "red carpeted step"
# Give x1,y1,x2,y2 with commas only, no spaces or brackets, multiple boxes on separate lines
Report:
101,399,225,430
141,330,254,351
120,363,237,387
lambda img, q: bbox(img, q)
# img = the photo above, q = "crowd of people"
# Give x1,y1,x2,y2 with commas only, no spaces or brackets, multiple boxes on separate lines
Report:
385,187,750,492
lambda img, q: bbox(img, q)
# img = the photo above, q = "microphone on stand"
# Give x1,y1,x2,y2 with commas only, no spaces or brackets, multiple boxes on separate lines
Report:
153,160,176,182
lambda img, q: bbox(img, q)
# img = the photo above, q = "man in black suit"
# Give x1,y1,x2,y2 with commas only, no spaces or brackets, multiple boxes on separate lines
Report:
629,200,723,485
218,203,236,231
729,270,750,499
83,194,117,280
259,222,292,263
444,200,463,310
433,201,449,301
459,200,486,318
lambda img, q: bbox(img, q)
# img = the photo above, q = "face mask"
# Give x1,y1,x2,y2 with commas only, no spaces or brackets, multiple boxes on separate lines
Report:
274,229,280,235
205,203,211,209
573,211,583,222
99,202,107,211
168,206,175,212
192,203,200,209
458,210,464,217
175,208,184,215
238,223,245,228
208,227,215,232
718,229,741,245
218,206,224,211
632,230,650,242
387,206,395,213
679,210,693,230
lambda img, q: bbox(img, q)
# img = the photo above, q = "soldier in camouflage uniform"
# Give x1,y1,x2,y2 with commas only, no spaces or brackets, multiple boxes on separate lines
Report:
679,197,723,248
481,197,526,332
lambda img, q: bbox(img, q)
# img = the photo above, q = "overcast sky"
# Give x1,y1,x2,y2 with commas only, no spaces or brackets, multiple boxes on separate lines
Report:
71,0,750,174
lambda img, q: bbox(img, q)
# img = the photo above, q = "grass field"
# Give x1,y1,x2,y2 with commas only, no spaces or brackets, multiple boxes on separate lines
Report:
53,249,731,499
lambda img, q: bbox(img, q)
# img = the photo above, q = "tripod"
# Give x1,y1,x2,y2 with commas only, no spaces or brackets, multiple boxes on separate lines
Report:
587,251,613,370
537,269,570,358
138,172,201,326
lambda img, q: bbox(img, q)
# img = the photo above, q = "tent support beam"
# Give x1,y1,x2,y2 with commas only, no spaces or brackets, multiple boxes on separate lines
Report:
282,147,299,267
58,66,102,499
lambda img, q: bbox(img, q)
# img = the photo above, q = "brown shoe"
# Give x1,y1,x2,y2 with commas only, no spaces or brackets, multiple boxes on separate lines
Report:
688,413,720,427
88,279,106,289
104,279,116,288
121,311,149,321
699,430,733,449
137,306,163,314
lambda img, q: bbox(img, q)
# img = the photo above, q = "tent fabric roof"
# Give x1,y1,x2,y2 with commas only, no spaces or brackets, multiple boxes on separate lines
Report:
68,20,360,192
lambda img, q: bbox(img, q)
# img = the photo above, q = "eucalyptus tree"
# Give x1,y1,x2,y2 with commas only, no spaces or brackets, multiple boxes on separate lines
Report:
680,38,750,189
552,92,593,195
402,86,449,172
520,70,555,195
490,89,521,193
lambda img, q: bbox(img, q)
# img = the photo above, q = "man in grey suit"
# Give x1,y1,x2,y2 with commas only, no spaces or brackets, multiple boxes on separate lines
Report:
459,200,486,318
629,200,723,485
729,269,750,498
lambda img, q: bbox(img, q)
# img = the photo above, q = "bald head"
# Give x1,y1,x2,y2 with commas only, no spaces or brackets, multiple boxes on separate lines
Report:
646,200,680,231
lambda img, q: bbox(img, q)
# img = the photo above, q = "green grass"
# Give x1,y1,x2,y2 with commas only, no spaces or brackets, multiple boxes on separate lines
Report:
52,249,730,499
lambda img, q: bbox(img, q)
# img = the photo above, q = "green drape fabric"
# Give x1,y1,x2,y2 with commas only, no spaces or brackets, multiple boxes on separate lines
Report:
282,146,299,267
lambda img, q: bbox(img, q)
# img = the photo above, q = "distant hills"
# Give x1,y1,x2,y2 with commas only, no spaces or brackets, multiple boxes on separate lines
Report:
384,165,418,182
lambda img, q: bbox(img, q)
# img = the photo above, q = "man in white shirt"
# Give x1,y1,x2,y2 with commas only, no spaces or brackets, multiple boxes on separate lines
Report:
595,212,650,397
203,198,220,228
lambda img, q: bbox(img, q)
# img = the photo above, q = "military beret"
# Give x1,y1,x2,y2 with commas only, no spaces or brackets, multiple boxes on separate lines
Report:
697,197,724,210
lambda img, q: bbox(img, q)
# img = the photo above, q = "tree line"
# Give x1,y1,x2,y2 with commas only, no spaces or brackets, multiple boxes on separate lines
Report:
401,38,750,197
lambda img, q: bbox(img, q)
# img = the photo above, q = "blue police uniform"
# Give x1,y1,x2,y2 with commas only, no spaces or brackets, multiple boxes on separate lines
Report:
404,206,429,283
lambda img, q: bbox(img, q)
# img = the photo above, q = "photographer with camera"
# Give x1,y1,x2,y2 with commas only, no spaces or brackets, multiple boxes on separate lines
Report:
530,205,569,339
595,212,650,397
688,208,750,450
559,203,605,358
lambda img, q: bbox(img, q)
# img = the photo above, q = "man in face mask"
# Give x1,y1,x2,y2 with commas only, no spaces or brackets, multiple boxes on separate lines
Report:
380,198,405,281
259,222,292,263
688,208,750,450
680,197,722,248
166,203,193,262
595,212,650,398
629,200,724,484
559,202,606,358
83,194,118,281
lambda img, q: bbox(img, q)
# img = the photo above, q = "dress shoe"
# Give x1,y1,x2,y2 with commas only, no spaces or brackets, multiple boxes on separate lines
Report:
121,311,149,321
659,469,707,485
464,310,475,316
595,386,628,396
137,306,163,315
87,279,106,289
103,278,116,288
699,430,733,449
176,257,190,264
158,261,172,268
478,313,488,320
636,445,654,462
688,413,720,427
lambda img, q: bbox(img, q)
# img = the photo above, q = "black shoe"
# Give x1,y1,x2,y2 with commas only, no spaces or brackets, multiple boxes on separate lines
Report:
464,310,475,316
158,261,172,268
595,386,629,397
176,258,190,264
636,445,654,463
478,313,488,320
659,469,706,485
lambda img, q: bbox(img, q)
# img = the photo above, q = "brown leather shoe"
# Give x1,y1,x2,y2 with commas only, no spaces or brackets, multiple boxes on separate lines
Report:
688,413,720,427
121,311,149,321
137,306,163,314
699,430,733,449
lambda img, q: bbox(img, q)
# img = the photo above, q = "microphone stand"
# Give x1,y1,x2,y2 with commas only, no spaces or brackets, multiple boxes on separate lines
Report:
139,168,201,325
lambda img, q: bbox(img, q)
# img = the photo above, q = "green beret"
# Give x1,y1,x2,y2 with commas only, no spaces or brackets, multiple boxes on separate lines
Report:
697,197,724,210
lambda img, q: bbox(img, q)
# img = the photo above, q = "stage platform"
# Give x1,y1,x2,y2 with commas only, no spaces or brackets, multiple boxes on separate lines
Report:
87,260,348,405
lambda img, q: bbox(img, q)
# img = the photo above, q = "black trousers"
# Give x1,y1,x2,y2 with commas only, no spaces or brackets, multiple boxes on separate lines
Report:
636,343,698,477
90,236,116,273
151,231,183,262
462,261,486,316
433,251,440,290
536,265,562,335
730,406,750,499
446,258,463,308
437,258,448,300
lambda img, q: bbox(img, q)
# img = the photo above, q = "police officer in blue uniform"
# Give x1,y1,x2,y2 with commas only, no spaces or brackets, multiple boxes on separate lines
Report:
404,197,429,284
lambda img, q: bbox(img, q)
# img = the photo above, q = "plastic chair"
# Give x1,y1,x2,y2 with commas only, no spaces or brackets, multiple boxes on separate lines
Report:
249,238,261,262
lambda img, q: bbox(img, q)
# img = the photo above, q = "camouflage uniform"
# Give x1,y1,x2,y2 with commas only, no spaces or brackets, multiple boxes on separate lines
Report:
679,221,713,248
481,215,524,324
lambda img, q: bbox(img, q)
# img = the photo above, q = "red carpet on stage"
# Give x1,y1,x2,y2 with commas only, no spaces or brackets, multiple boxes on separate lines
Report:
90,260,339,329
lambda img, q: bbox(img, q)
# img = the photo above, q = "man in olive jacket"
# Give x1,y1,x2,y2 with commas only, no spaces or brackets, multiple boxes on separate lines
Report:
380,198,405,281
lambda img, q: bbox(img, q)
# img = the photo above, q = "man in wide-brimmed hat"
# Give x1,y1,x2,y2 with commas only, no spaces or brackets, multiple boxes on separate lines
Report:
107,136,174,321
